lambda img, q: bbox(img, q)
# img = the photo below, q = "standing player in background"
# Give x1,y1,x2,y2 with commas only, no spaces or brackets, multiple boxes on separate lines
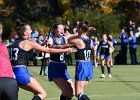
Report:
37,34,50,76
120,33,129,64
128,31,138,64
92,36,100,67
0,23,18,100
10,21,77,100
99,34,114,78
108,34,117,67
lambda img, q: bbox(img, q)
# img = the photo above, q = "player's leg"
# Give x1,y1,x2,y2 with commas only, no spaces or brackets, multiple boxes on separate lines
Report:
20,77,47,100
53,78,75,100
110,52,113,67
93,53,97,67
106,56,112,78
75,80,90,100
1,78,18,100
42,59,47,76
100,55,105,78
39,66,43,75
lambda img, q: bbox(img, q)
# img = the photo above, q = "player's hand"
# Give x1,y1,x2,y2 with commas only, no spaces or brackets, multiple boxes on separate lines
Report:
67,48,77,53
88,27,96,31
44,39,52,47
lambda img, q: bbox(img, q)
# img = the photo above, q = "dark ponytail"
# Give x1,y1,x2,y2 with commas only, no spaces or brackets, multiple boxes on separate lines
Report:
15,19,28,38
77,22,88,32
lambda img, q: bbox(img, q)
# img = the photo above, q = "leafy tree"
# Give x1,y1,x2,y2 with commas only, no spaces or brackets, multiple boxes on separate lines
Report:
0,0,140,37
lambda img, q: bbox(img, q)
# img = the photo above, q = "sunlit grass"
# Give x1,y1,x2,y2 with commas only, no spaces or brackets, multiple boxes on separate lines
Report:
18,65,140,100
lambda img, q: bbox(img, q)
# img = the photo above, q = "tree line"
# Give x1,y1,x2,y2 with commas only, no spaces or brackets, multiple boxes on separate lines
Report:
0,0,140,38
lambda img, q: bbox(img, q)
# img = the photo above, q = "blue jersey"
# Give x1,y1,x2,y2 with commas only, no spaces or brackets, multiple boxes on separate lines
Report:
121,38,128,48
10,38,30,66
75,37,92,61
129,36,137,49
99,40,110,55
48,35,71,81
75,37,94,81
121,38,128,44
50,35,66,62
10,38,33,85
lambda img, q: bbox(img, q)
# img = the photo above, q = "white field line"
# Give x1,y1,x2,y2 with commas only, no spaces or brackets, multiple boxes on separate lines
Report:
89,92,140,97
93,76,140,80
46,92,140,100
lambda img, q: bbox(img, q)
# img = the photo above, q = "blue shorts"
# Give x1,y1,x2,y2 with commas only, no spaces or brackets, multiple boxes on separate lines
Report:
48,62,71,81
75,60,94,81
12,65,33,85
100,54,110,59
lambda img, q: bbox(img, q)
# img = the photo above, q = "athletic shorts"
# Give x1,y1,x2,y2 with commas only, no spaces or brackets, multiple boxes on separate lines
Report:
0,77,18,100
12,65,33,85
100,54,110,59
48,62,71,81
75,60,94,81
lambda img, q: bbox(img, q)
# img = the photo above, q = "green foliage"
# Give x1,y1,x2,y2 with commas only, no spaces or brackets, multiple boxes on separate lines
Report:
65,8,120,37
1,18,13,39
0,0,139,37
0,0,3,4
31,18,55,34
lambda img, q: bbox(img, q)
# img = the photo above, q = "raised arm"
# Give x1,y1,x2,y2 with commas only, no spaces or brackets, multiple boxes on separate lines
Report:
29,41,77,54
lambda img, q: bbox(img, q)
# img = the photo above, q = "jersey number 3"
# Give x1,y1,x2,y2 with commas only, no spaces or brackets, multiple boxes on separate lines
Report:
10,48,19,60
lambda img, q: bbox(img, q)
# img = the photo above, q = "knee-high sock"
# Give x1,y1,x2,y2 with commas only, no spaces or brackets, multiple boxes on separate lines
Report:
101,66,104,74
32,95,41,100
60,95,72,100
107,66,111,74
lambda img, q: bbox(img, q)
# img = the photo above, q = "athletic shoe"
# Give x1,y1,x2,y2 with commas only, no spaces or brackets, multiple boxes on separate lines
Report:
95,63,98,67
100,74,105,78
108,74,112,78
111,62,113,67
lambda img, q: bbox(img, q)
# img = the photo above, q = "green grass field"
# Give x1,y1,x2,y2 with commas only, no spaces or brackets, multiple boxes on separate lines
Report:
18,65,140,100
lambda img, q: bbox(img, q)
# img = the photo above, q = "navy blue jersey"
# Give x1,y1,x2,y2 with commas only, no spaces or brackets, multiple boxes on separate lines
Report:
50,36,66,62
99,40,110,55
10,38,30,66
75,37,92,61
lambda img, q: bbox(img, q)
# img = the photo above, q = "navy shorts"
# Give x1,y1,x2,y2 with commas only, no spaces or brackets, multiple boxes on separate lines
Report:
13,65,33,85
48,62,71,81
100,54,110,59
0,77,18,100
75,60,94,81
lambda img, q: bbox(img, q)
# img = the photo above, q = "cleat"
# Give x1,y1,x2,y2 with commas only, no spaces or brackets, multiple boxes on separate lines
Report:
111,63,113,67
100,74,105,78
108,74,112,78
95,63,98,67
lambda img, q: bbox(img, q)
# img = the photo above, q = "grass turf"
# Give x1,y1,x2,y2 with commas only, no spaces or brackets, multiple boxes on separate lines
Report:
18,64,140,100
